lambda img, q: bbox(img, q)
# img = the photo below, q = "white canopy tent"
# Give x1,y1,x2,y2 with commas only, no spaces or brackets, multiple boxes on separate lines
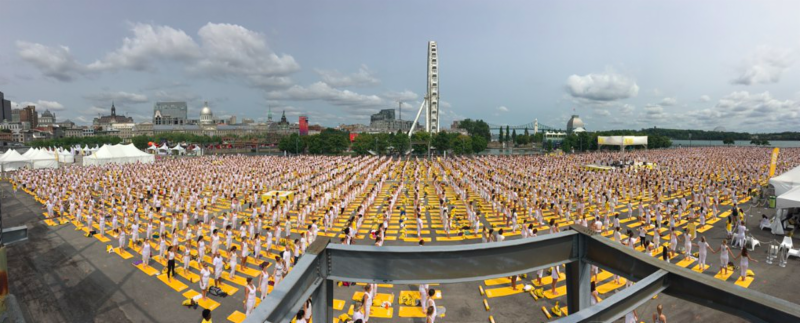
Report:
769,165,800,196
27,149,59,169
0,150,31,171
191,145,203,156
83,144,155,166
146,144,158,153
171,144,186,155
777,186,800,209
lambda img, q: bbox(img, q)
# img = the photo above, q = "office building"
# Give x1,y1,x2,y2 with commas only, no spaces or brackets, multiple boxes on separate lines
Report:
153,101,189,125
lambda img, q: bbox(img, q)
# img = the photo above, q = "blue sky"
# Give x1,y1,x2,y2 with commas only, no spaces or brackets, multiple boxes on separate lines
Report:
1,0,799,131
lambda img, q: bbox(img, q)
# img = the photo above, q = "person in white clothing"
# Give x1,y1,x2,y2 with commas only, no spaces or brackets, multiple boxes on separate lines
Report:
212,252,224,289
199,262,211,300
245,277,257,316
734,248,757,282
362,284,373,322
258,262,271,299
418,284,429,310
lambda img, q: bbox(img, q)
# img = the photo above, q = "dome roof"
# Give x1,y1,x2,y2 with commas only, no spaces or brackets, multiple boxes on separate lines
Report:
201,102,212,116
567,115,584,131
713,126,726,132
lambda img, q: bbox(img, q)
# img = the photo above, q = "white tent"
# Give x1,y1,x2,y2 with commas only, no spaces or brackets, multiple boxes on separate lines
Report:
0,150,31,171
777,186,800,209
171,144,186,155
83,143,155,166
57,148,74,164
770,165,800,196
146,144,158,153
28,149,59,169
191,145,203,156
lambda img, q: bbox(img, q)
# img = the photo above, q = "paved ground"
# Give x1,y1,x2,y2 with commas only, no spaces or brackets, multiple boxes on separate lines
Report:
3,179,800,323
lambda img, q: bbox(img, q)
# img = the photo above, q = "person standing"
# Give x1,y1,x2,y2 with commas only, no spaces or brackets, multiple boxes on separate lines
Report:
200,262,211,300
245,277,257,316
166,246,176,282
212,252,224,289
652,304,667,323
258,262,271,299
734,248,757,282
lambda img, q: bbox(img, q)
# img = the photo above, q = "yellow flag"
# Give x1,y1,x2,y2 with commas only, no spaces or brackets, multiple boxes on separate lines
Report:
769,147,780,177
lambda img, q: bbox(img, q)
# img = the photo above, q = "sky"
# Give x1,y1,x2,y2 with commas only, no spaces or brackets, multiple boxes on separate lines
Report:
1,0,799,132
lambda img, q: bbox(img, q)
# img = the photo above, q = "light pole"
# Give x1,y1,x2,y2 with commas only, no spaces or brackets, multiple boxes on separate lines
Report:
375,137,378,155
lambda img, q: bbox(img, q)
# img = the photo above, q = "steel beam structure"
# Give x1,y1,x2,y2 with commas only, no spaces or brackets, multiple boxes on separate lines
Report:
245,225,800,323
326,230,577,284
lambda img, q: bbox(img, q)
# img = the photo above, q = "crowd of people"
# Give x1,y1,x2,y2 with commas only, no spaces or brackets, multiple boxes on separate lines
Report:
10,146,799,322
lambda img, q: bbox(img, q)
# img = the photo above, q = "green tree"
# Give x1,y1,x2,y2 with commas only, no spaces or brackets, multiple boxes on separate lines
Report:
351,133,374,155
723,137,735,145
505,126,511,143
450,135,473,154
471,135,488,153
432,132,453,153
278,133,305,153
411,132,431,154
498,127,504,143
511,129,517,145
392,131,411,154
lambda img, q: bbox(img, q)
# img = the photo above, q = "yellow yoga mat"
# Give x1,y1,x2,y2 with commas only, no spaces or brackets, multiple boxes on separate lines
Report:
351,306,393,318
485,286,525,298
94,234,111,243
676,257,695,268
592,271,614,283
115,248,133,260
435,236,465,242
333,299,345,311
157,274,188,292
182,290,220,311
543,286,567,299
399,290,441,300
222,272,248,286
597,278,627,294
227,311,246,323
714,269,734,281
734,276,755,288
483,278,511,286
135,263,159,276
691,264,709,273
399,306,426,317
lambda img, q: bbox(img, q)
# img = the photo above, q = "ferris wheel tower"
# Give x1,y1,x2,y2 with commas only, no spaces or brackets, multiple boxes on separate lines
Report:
408,41,440,136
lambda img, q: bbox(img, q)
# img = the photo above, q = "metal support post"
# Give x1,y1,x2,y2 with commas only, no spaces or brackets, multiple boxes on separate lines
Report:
565,232,590,312
311,279,333,323
565,259,591,313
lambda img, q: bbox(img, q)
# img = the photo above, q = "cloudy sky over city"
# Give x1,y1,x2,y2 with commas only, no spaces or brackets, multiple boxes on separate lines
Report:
1,0,799,131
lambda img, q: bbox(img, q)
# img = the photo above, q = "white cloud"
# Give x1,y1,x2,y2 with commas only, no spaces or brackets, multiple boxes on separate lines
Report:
84,91,148,105
731,46,796,85
16,41,87,81
620,104,635,114
660,97,677,106
87,23,199,71
381,90,419,102
18,22,299,89
266,82,383,109
12,100,65,111
689,91,799,128
496,106,509,112
643,104,667,120
191,23,299,89
315,64,380,87
595,109,611,117
565,71,639,101
699,95,711,102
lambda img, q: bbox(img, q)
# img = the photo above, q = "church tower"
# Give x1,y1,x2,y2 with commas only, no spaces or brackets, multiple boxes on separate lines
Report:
111,101,116,117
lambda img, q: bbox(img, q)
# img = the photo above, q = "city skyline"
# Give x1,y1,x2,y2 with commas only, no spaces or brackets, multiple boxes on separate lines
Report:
1,1,800,131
